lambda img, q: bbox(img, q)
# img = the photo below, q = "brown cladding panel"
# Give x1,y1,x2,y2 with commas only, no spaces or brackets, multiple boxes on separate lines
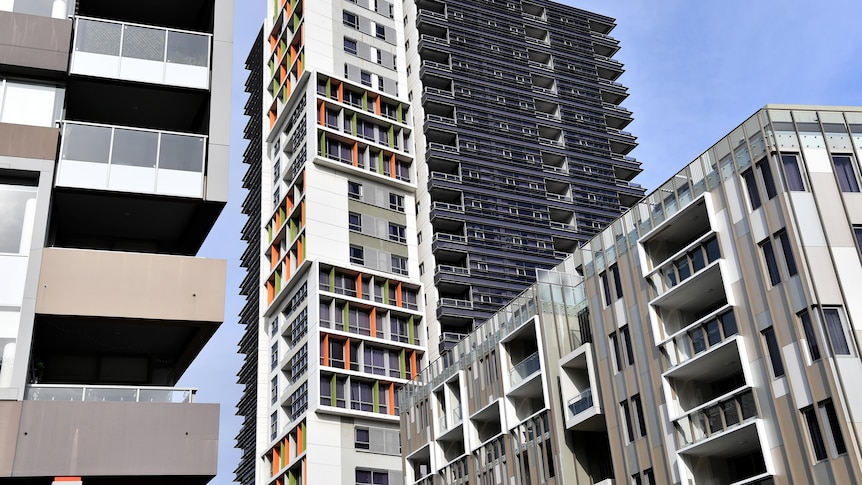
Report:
0,123,59,160
12,400,218,477
0,11,71,72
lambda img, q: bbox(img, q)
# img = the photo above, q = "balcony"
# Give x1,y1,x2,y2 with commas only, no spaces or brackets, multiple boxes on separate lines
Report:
568,390,593,417
8,396,218,480
26,384,195,403
70,17,211,90
34,248,225,385
674,387,758,452
509,352,540,387
560,345,603,431
57,121,206,198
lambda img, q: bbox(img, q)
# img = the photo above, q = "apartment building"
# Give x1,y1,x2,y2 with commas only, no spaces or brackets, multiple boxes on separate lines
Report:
239,0,645,483
400,105,862,485
404,0,644,360
0,0,232,484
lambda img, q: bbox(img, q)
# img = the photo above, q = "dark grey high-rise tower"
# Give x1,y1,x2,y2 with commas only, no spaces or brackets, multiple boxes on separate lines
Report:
405,0,644,356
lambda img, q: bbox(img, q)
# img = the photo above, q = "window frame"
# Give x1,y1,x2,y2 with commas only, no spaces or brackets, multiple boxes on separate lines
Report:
762,326,785,378
780,153,806,191
831,154,861,192
822,307,852,356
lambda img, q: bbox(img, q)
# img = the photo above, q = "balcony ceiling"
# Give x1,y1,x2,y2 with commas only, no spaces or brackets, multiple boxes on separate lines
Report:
77,0,214,32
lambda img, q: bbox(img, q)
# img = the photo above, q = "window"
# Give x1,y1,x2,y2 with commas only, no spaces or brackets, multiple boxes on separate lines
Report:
762,326,785,378
620,399,634,442
760,239,781,285
758,158,778,199
351,381,374,412
620,326,635,366
360,70,372,87
770,233,795,279
343,11,358,29
600,264,623,305
388,223,406,243
355,426,370,450
356,469,389,485
0,182,37,255
270,411,278,441
349,212,361,231
271,377,278,404
348,181,362,200
854,226,862,256
803,406,828,460
609,332,622,372
632,394,647,437
781,153,806,191
742,168,761,209
350,245,364,264
344,38,357,55
271,342,278,370
799,310,820,361
376,24,386,39
832,155,860,192
823,307,851,355
821,399,847,455
364,346,386,375
643,469,656,485
391,255,408,275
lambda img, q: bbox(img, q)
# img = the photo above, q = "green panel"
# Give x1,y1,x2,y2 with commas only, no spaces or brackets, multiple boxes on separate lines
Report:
342,302,349,326
397,103,403,123
362,92,368,110
383,280,389,305
330,374,337,404
329,267,335,291
267,224,273,243
388,125,395,148
351,113,357,136
275,271,281,293
280,441,286,467
273,0,278,18
289,219,297,241
269,59,275,77
301,234,306,259
319,131,326,156
372,381,379,413
399,350,406,379
408,315,415,344
288,471,295,485
301,422,306,448
326,79,331,98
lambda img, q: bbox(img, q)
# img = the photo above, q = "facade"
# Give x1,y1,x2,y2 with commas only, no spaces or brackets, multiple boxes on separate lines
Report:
405,0,644,359
239,0,644,484
400,105,862,485
0,0,232,483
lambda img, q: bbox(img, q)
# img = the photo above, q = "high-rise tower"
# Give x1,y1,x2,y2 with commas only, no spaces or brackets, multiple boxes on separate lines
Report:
239,0,642,483
0,0,233,483
404,0,643,359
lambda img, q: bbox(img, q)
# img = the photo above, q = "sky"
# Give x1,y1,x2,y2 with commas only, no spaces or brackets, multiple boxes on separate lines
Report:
179,1,862,482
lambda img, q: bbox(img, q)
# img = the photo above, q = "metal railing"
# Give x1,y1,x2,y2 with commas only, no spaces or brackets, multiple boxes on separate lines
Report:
437,298,473,309
673,388,757,448
26,384,196,403
436,265,469,275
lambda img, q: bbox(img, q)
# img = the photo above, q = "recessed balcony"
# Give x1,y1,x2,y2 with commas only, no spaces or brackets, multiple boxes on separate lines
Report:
70,17,211,90
673,387,759,453
57,121,206,198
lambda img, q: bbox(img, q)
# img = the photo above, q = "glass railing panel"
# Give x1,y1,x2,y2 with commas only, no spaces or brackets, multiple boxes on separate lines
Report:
673,388,757,448
510,352,540,387
567,389,594,418
57,121,206,198
71,17,211,90
25,385,196,403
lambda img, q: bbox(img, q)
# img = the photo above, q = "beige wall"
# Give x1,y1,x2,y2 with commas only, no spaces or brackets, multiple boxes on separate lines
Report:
36,248,226,323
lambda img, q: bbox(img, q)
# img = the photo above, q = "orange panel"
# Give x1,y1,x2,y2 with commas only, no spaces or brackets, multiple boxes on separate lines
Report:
267,280,275,304
337,83,343,103
270,35,276,52
272,447,280,476
410,351,417,380
370,307,376,337
54,479,82,483
352,143,359,167
297,424,304,453
272,244,280,269
396,282,402,307
296,238,302,265
301,200,306,226
389,154,396,178
374,96,381,115
319,102,325,126
322,334,329,366
388,383,395,415
355,274,362,299
269,109,277,129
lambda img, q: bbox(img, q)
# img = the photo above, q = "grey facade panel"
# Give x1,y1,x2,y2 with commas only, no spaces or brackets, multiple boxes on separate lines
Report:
0,11,71,73
12,401,219,478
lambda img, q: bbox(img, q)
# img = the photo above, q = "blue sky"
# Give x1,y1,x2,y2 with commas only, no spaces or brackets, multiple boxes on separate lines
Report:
180,1,862,482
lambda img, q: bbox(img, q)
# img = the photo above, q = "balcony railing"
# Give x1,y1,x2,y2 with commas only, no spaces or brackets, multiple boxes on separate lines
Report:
661,310,738,368
436,265,469,275
71,17,211,90
431,201,464,213
433,233,467,244
567,390,594,417
25,384,196,403
673,388,757,448
57,121,206,198
437,298,472,309
510,352,540,387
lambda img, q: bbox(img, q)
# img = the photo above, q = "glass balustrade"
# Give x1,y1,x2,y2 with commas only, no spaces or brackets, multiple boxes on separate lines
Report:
71,17,211,89
26,384,196,403
57,121,206,198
